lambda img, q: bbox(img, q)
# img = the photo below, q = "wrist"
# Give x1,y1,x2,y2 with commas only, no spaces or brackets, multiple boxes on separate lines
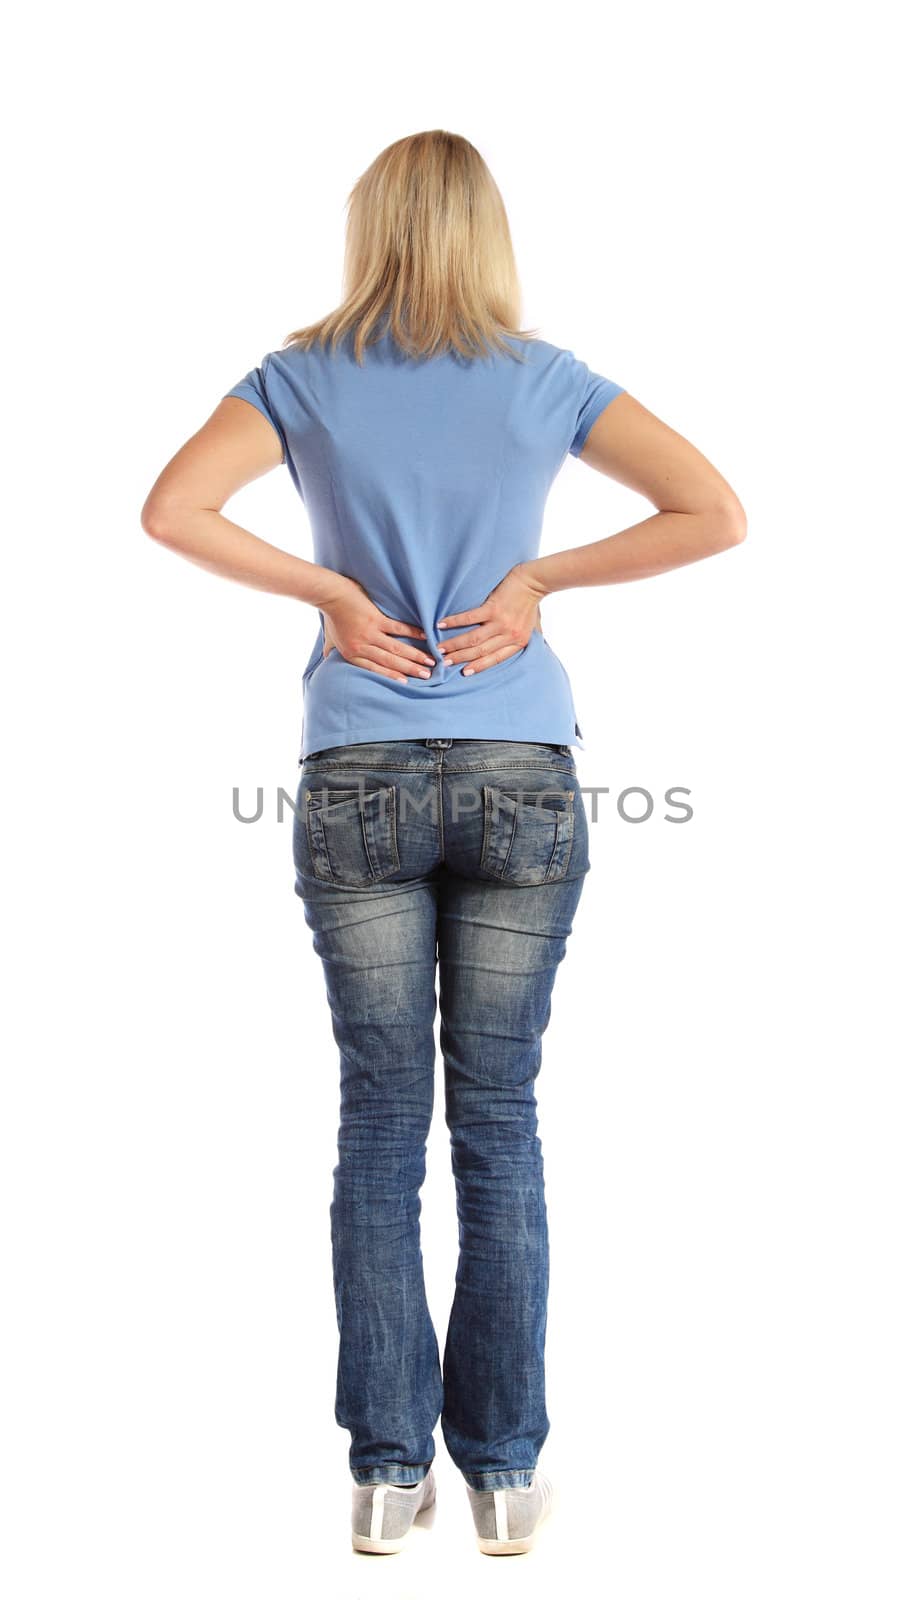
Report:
303,564,351,610
516,559,553,600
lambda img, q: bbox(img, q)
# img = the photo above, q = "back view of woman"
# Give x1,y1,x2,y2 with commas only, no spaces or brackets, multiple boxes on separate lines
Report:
141,129,745,1558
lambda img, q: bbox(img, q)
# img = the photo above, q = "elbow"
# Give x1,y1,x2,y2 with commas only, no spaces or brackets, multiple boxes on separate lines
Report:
140,495,182,546
707,496,747,551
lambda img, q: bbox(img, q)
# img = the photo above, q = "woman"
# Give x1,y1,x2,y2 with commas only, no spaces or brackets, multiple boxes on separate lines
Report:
141,129,746,1557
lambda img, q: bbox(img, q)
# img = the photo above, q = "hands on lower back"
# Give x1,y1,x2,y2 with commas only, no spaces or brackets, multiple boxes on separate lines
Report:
320,574,438,683
436,563,546,675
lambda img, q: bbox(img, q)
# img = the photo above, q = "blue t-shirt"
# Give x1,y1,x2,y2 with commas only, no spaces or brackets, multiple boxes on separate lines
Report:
224,329,625,757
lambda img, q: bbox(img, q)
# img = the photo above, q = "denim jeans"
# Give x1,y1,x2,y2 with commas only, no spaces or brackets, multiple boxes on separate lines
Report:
291,737,591,1491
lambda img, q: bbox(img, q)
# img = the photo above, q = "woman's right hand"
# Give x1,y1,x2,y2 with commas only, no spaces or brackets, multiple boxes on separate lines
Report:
320,574,437,682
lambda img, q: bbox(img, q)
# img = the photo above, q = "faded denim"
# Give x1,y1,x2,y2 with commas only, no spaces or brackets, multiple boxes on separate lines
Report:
292,737,591,1491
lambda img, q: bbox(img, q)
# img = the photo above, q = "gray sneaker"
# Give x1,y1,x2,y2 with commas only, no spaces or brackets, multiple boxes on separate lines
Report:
351,1468,437,1554
466,1470,554,1555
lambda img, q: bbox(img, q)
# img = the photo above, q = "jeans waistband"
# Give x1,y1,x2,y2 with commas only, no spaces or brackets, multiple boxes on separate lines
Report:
301,738,574,767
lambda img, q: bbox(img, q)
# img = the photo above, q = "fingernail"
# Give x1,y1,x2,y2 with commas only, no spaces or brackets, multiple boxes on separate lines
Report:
424,656,436,665
463,667,474,675
419,669,430,678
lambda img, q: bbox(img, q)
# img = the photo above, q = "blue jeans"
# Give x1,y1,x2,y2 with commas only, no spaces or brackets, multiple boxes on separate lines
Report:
292,737,591,1491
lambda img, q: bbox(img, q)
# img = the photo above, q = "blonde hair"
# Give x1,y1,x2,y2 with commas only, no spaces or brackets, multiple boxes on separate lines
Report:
283,130,539,365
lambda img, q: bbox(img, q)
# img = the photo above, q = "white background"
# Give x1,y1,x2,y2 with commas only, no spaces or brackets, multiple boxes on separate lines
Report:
4,2,915,1596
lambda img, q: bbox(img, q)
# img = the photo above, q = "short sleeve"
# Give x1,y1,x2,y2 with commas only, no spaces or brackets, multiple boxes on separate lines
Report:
566,352,626,457
223,354,288,463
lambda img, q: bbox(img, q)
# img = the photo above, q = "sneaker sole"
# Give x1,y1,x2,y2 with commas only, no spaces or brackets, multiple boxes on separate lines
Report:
352,1531,412,1555
477,1532,539,1556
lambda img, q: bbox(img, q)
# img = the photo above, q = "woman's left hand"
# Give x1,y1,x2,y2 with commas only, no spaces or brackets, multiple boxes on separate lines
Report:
436,564,545,675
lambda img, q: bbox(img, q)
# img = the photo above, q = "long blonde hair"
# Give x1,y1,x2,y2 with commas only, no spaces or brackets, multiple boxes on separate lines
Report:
283,131,539,365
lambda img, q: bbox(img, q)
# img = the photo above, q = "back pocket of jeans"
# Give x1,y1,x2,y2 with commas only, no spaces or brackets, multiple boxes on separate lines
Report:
303,784,400,886
479,784,575,886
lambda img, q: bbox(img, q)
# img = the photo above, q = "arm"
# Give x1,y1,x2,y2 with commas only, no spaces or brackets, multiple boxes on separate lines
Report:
140,397,345,607
520,392,747,598
437,393,746,673
140,398,434,681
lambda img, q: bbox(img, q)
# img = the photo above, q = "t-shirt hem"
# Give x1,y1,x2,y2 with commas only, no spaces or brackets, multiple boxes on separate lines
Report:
569,383,626,457
223,387,288,464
